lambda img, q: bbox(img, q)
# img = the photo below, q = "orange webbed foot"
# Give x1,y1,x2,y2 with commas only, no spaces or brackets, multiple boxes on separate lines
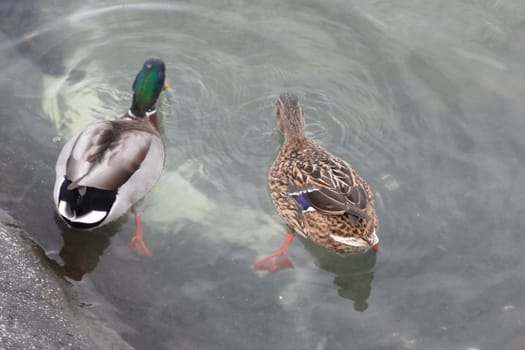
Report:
252,231,295,272
128,214,152,256
128,236,152,256
252,252,293,272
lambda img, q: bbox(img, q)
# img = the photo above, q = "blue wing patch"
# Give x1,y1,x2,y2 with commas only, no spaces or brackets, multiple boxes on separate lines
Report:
291,193,312,211
289,186,317,212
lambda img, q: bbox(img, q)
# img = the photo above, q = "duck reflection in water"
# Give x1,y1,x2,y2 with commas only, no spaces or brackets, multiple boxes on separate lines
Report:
299,235,377,312
54,214,121,281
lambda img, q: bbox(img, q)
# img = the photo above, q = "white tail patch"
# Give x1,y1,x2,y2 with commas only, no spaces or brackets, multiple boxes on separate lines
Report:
330,234,369,248
369,229,379,247
330,229,378,249
58,201,107,224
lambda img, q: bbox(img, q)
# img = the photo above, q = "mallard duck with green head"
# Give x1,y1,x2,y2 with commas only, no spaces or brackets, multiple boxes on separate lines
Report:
253,92,379,272
53,58,168,256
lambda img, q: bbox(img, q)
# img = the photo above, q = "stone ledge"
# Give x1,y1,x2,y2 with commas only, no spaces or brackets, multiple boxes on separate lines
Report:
0,209,133,350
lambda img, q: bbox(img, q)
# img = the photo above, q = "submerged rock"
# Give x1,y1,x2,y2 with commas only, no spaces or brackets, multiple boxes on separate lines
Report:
0,209,133,350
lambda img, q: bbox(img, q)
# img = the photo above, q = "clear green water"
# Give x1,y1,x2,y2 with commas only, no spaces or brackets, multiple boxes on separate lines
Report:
1,0,525,349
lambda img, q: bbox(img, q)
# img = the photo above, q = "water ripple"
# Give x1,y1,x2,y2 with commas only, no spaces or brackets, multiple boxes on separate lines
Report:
41,0,399,227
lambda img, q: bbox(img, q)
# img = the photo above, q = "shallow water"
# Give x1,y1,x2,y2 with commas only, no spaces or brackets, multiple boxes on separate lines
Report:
2,0,525,349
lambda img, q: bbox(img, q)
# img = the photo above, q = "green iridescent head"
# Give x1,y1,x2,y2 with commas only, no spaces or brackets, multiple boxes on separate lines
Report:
130,58,166,117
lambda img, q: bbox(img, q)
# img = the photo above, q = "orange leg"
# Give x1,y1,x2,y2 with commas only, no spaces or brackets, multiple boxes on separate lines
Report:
128,214,152,256
252,231,294,272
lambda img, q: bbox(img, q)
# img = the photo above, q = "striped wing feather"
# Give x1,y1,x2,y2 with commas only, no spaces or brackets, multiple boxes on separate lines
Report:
292,157,369,220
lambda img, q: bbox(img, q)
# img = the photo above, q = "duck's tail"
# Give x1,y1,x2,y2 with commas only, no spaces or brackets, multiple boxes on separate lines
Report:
57,178,116,229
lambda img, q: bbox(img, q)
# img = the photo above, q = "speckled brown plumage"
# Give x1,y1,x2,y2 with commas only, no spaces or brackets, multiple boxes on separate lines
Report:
268,92,379,254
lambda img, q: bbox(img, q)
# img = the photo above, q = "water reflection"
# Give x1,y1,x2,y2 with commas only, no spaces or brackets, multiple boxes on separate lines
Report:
300,236,376,311
2,0,525,349
54,214,121,281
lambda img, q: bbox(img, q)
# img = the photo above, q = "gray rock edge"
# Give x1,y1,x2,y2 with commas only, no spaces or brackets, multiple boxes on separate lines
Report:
0,208,134,350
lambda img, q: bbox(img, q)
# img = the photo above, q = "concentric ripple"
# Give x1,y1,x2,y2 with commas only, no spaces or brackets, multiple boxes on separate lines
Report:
11,0,525,349
40,0,401,235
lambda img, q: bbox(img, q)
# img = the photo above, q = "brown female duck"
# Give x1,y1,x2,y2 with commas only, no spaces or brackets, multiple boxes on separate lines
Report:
253,93,379,272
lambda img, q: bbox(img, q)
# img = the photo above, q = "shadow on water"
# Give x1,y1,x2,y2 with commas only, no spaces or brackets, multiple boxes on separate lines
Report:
299,236,376,311
54,214,123,281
